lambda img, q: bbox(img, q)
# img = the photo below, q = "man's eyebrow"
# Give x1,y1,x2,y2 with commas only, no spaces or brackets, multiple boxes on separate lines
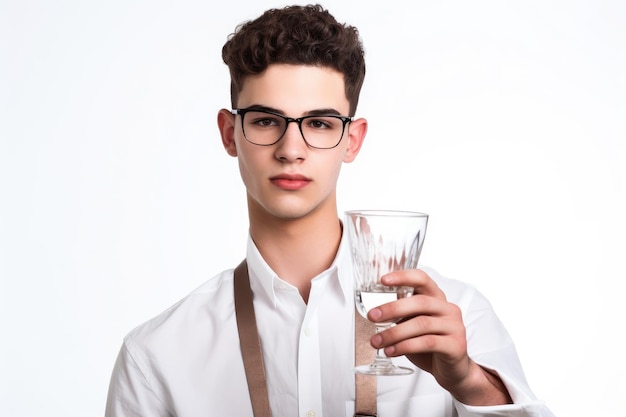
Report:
244,104,283,114
304,108,342,116
242,105,343,117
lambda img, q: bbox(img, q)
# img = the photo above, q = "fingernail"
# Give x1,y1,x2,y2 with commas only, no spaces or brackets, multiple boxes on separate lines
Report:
382,275,394,285
369,308,382,321
385,346,396,356
371,334,382,347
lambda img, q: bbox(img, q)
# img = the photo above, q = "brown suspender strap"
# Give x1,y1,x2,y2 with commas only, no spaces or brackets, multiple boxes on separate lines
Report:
234,261,272,417
233,260,377,417
355,313,378,417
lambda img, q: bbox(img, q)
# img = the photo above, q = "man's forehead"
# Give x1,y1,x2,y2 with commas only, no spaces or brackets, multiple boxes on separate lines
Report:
237,64,349,114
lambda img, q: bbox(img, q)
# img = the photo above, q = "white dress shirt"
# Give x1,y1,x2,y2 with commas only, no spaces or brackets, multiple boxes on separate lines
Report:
106,233,554,417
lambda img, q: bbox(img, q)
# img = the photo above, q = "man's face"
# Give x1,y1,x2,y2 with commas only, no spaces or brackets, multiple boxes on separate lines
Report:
220,64,366,222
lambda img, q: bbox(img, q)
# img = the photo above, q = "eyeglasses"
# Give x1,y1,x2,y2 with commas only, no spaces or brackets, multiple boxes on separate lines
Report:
231,108,353,149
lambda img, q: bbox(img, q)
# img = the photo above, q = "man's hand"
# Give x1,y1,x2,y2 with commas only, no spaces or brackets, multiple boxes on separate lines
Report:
367,269,513,406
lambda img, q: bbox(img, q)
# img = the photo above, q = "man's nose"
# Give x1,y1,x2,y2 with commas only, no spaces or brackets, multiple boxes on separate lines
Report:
274,121,307,161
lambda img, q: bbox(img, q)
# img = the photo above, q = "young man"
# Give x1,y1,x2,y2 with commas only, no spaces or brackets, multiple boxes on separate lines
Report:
106,5,554,416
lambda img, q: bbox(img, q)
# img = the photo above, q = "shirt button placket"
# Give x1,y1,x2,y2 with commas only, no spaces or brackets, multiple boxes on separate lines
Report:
299,298,323,417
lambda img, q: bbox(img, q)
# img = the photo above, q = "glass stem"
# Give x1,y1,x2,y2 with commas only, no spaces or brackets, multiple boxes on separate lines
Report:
374,325,391,364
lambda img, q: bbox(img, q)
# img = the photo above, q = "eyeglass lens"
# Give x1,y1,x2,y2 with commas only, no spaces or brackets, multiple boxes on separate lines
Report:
241,110,347,148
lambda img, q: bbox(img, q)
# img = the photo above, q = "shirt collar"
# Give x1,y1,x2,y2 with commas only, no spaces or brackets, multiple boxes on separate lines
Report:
245,224,354,307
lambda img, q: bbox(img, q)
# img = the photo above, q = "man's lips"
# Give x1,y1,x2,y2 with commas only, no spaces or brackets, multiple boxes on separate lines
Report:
270,174,312,190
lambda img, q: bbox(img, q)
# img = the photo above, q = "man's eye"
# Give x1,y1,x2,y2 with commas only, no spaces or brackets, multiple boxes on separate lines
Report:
251,117,279,127
307,118,333,129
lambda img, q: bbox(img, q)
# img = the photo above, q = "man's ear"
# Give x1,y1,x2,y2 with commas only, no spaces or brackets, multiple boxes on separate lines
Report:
343,117,367,163
217,109,238,157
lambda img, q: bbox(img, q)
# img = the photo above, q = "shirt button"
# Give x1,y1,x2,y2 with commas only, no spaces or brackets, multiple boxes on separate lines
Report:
306,410,316,417
304,328,313,337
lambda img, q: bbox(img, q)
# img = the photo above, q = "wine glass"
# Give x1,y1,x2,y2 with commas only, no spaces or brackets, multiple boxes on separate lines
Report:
345,210,429,376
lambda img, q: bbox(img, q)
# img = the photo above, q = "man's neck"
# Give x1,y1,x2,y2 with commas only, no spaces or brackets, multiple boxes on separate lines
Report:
249,206,342,303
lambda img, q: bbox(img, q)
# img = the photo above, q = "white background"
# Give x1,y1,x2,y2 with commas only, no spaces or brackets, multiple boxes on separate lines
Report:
1,1,624,416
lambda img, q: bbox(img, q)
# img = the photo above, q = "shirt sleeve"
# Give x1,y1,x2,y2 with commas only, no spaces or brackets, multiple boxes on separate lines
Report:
105,342,171,417
423,267,556,417
454,400,555,417
453,372,555,417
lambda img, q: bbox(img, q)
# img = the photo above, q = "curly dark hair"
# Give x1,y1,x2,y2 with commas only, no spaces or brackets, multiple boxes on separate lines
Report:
222,4,366,116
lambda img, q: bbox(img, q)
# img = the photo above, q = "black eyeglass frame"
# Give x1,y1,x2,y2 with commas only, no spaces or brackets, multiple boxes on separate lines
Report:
231,108,353,149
